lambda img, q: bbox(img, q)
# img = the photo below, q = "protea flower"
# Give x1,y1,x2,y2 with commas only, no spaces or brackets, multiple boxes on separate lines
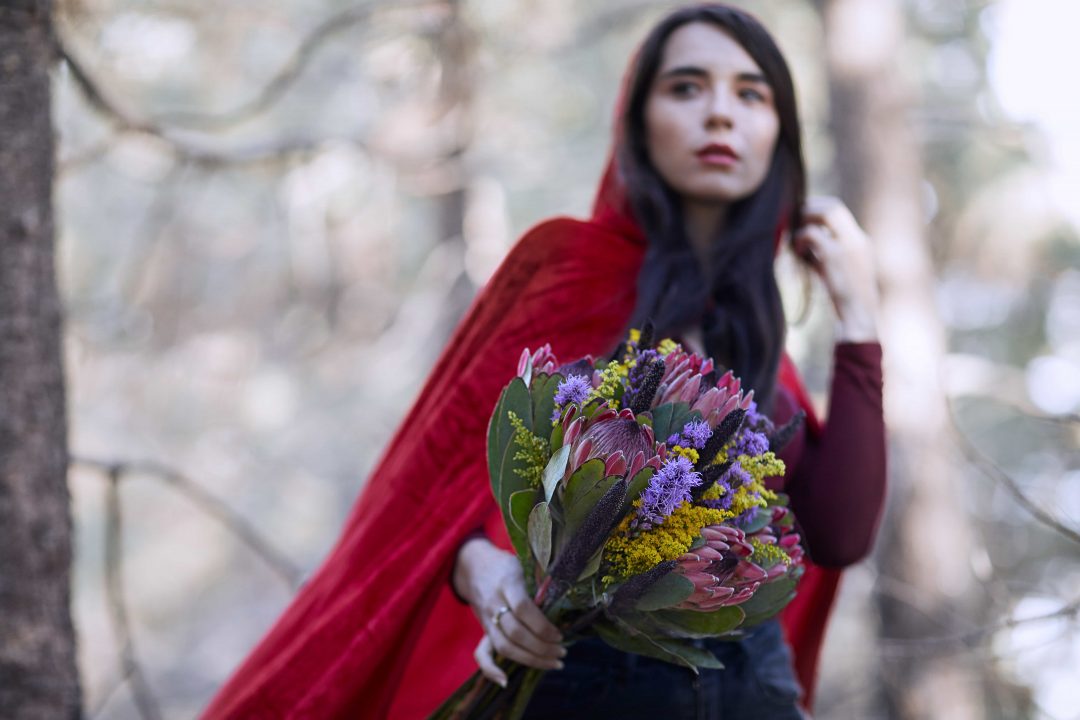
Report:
563,406,665,479
671,525,777,610
517,344,561,378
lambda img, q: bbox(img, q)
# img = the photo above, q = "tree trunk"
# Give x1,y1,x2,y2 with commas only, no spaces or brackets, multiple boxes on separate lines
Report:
815,0,986,717
0,2,80,718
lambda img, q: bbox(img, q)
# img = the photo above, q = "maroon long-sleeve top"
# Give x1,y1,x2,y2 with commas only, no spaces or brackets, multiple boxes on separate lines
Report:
771,341,887,567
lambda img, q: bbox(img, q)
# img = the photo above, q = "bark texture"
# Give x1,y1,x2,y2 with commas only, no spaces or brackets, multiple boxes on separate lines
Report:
0,2,80,718
815,0,987,717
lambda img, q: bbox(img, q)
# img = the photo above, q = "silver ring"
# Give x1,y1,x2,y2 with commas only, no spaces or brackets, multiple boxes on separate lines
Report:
491,605,509,629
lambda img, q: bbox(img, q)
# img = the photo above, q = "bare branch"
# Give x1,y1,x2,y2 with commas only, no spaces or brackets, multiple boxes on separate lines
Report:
75,457,305,590
946,400,1080,547
103,467,163,720
56,36,371,168
152,0,444,130
878,593,1080,658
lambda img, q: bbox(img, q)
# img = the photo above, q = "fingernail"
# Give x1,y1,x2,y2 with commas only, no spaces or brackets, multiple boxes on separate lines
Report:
555,660,565,670
558,647,567,658
498,676,507,688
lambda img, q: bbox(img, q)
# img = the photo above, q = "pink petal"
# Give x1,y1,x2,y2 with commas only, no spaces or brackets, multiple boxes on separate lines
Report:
517,348,532,376
604,451,627,477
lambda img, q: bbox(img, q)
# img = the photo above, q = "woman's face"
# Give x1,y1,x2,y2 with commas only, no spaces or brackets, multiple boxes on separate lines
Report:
644,22,780,206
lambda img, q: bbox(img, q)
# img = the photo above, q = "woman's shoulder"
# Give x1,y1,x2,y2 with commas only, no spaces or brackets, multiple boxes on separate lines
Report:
507,216,646,268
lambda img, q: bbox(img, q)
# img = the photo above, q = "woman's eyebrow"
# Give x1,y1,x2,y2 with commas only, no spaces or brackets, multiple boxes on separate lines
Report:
658,65,769,85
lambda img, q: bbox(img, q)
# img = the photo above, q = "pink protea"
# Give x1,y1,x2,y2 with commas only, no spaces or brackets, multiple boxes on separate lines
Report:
564,410,663,479
517,345,562,378
671,524,799,610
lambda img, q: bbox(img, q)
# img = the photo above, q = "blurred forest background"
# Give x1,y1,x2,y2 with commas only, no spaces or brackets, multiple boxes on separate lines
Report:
2,0,1078,718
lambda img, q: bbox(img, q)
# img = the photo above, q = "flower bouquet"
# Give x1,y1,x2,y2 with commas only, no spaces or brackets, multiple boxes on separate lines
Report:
430,325,806,720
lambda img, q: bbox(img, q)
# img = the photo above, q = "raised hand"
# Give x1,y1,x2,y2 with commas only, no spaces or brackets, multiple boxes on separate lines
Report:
792,195,880,343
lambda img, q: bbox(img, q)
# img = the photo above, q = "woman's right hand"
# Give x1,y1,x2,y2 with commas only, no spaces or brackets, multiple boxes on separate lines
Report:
453,537,566,686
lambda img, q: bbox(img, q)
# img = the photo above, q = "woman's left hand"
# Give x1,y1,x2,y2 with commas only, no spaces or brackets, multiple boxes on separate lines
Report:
792,196,880,343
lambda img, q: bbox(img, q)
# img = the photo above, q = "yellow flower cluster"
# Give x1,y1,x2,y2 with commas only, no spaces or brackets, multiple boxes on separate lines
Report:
670,445,700,464
602,499,734,582
507,411,549,488
657,338,679,356
750,537,791,568
589,360,629,406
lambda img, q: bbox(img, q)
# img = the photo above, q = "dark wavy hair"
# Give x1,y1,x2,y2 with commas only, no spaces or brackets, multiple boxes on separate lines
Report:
619,4,806,410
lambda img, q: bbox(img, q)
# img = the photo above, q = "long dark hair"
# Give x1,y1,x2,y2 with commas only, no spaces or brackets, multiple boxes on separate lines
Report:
619,4,806,410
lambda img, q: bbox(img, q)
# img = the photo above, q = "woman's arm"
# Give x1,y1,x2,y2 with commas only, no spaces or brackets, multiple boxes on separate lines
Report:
784,342,887,567
785,196,886,566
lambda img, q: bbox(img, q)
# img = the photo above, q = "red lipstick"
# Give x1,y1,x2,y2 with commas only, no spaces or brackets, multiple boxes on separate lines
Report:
696,143,739,167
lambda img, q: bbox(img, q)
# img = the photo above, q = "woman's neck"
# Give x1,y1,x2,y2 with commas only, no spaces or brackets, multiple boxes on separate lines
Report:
682,199,728,272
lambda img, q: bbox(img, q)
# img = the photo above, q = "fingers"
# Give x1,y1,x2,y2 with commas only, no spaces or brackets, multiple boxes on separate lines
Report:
489,613,566,671
473,635,508,688
801,195,859,235
503,580,564,645
791,223,835,273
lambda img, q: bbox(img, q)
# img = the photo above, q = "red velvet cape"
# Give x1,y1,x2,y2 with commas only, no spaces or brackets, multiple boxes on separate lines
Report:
202,48,843,720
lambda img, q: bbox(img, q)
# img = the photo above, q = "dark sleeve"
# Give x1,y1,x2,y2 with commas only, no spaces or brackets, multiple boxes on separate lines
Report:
785,342,887,567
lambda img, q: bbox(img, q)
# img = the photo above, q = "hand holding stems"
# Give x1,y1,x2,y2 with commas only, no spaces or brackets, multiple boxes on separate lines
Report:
791,196,880,343
452,537,566,687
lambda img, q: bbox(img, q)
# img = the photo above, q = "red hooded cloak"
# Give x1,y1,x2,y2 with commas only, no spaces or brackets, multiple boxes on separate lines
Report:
201,37,874,720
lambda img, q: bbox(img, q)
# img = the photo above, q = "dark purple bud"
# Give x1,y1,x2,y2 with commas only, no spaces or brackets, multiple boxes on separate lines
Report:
690,459,734,503
767,410,806,453
697,408,746,468
545,478,628,609
629,357,666,415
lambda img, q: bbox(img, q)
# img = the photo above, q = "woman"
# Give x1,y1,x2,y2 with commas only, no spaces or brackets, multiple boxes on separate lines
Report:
201,4,885,719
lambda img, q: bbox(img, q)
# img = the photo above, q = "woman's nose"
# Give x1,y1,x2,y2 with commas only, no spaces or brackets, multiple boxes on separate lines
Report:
705,87,735,129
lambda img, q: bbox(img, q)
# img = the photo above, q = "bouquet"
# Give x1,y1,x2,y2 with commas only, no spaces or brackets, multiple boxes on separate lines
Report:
431,325,806,720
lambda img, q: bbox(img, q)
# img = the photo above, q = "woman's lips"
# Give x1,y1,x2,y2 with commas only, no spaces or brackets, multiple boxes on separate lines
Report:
696,144,739,167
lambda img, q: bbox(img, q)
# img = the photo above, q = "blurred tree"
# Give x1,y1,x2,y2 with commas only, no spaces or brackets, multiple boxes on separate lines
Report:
0,2,81,718
814,0,988,717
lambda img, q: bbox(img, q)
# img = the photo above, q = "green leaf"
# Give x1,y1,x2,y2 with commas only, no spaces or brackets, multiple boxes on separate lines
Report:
649,404,674,443
531,372,563,435
594,618,724,672
665,402,694,439
560,459,612,554
486,389,508,492
497,436,534,525
507,489,539,561
635,571,695,611
490,378,534,508
577,545,603,582
542,445,571,503
651,607,746,638
528,502,553,572
738,572,801,627
621,466,655,519
549,423,564,450
739,506,772,534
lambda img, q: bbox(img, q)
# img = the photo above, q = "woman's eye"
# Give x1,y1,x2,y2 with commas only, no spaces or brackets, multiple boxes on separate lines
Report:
671,82,700,97
739,87,767,102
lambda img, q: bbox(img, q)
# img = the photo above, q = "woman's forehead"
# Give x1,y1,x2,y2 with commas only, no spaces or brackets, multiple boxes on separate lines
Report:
658,22,763,77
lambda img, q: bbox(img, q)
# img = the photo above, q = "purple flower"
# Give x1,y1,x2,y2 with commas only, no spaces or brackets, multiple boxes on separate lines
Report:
637,456,702,526
666,433,680,446
734,430,769,457
551,408,562,423
723,461,752,489
554,374,592,406
679,420,712,450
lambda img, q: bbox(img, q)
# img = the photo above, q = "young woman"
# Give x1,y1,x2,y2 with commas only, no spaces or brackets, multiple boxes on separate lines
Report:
201,5,885,719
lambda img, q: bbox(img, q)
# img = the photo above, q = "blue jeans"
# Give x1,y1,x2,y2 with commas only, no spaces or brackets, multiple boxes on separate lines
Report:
523,619,806,719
